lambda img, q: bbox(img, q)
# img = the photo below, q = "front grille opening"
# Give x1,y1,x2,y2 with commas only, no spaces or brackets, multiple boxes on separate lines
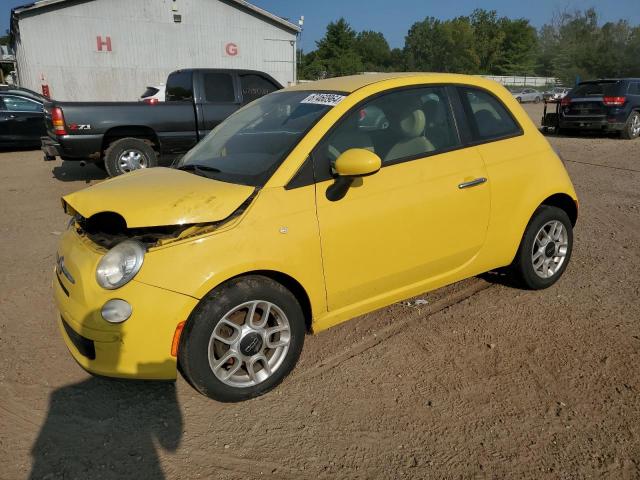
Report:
61,317,96,360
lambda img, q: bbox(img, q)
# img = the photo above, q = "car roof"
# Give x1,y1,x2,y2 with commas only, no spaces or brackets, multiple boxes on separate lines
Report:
285,72,501,94
580,78,640,84
0,85,46,100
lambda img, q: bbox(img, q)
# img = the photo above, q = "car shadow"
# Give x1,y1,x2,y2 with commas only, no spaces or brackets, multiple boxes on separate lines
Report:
29,364,182,480
478,268,522,289
0,145,41,153
52,161,108,183
540,128,621,140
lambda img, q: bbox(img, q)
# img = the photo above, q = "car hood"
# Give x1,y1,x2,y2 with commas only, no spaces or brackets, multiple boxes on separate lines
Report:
62,167,255,228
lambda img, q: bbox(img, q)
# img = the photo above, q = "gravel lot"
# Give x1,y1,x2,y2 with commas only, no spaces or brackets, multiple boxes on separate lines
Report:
1,104,639,479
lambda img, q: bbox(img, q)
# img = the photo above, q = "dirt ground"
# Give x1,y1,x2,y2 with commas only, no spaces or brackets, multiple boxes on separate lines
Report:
1,103,639,480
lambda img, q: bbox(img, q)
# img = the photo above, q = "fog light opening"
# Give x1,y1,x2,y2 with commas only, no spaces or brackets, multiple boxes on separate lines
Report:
101,299,132,324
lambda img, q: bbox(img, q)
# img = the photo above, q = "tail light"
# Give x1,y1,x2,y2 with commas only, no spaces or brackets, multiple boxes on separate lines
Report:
560,97,572,107
51,107,67,135
143,98,159,105
603,96,626,106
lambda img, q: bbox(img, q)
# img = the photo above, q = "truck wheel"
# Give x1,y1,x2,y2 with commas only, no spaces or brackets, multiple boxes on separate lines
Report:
104,137,158,177
178,275,305,402
620,112,640,140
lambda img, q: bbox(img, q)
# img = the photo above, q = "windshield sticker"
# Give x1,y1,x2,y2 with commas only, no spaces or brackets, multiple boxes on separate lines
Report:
301,93,346,107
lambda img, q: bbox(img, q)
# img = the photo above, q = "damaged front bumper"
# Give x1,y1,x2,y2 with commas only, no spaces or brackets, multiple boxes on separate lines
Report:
54,228,198,380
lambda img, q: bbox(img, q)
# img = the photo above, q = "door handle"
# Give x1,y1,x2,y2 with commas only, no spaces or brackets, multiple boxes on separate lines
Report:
458,177,487,189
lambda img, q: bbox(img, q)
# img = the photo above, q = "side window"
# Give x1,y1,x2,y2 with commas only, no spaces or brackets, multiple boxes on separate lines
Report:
166,71,193,101
3,95,43,112
459,87,521,141
203,73,236,103
315,87,460,178
628,82,640,95
240,74,278,104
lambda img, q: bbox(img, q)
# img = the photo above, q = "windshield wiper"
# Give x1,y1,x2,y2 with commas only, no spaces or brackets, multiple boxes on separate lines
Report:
177,164,221,179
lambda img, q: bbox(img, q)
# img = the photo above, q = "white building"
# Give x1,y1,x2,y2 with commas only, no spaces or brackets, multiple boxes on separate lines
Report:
10,0,300,101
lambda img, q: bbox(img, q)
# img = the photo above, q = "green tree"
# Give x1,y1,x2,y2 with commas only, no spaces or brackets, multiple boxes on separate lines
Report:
310,18,363,78
404,17,443,71
624,26,640,76
355,31,391,71
470,9,505,73
592,21,631,77
535,25,559,76
389,48,407,71
551,8,600,84
405,16,479,73
496,18,538,75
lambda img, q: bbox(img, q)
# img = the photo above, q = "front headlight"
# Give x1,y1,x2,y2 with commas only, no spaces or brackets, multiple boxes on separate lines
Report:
96,240,145,289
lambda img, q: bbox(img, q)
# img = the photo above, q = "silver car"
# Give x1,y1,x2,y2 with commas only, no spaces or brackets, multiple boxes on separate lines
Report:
513,88,543,103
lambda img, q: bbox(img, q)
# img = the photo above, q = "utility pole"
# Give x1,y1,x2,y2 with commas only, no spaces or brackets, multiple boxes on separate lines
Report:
298,15,304,82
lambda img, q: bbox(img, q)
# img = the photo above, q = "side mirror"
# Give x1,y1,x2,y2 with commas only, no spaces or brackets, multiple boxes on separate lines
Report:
327,149,382,201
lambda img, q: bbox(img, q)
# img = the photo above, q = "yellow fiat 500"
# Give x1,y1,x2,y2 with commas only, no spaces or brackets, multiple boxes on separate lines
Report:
54,73,578,401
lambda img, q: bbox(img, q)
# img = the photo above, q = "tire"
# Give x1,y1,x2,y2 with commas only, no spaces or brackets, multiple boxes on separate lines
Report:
511,205,573,290
535,96,542,104
516,97,522,103
103,137,158,177
178,275,306,402
620,111,640,140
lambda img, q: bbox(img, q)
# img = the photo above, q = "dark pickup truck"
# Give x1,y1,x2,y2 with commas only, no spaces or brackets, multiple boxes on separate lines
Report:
41,68,282,176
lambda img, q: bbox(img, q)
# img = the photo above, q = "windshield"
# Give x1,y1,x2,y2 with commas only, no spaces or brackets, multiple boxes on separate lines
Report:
177,91,344,186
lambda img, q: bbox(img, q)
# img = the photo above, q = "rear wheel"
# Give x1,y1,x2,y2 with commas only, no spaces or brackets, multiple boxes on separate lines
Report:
104,137,158,177
178,276,305,402
512,206,573,290
535,96,542,104
620,111,640,140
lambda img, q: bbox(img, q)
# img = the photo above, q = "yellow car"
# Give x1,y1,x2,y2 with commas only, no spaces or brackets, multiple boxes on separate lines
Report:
54,73,578,402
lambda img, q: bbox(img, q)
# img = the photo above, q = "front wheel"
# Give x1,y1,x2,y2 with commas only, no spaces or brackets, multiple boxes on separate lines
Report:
511,205,573,290
535,96,542,104
104,137,158,177
178,276,305,402
620,111,640,140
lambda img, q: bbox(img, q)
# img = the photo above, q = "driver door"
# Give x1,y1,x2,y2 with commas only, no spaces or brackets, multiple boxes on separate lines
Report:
313,86,490,311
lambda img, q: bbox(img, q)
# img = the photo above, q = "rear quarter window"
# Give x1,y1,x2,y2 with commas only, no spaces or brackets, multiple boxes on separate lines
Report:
458,87,521,142
166,71,194,102
240,74,278,104
203,73,236,103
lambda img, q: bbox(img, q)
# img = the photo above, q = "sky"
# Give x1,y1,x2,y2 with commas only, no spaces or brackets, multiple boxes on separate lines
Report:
3,0,640,52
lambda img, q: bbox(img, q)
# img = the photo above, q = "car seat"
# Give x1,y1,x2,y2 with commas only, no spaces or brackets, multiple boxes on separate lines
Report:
384,109,434,163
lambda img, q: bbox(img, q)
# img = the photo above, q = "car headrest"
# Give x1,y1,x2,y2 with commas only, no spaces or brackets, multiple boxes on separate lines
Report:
423,100,446,125
393,109,426,138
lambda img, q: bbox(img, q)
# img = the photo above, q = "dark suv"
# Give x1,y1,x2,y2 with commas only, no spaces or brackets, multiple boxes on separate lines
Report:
559,78,640,139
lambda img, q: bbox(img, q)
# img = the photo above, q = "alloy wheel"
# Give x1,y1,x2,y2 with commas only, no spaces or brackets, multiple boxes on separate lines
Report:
531,220,569,279
207,300,291,388
631,114,640,138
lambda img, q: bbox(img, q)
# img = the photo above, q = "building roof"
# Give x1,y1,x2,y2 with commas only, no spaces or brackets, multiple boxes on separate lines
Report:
11,0,300,33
